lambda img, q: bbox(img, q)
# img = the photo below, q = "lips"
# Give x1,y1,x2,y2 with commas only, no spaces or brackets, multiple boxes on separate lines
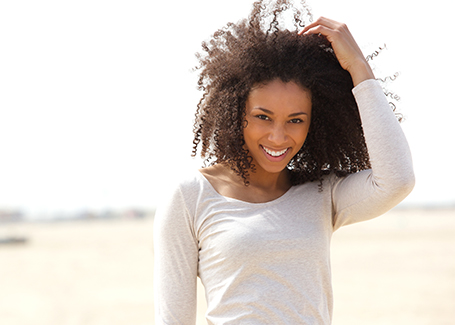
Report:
262,147,289,157
260,145,290,164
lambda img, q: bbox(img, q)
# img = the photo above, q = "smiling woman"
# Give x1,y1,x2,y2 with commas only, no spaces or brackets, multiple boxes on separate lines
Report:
243,80,312,176
153,0,415,324
191,15,372,188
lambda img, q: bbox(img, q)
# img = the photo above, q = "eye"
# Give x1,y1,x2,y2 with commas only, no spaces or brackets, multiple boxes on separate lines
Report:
289,118,303,124
256,114,270,121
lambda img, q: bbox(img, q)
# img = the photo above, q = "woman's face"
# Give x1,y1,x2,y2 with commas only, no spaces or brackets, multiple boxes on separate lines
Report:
243,79,312,176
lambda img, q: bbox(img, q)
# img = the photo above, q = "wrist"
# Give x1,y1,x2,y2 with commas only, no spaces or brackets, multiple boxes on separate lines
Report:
349,60,375,87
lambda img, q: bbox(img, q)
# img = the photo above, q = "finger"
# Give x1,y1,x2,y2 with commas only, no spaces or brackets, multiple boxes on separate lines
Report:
298,16,340,35
305,23,363,56
300,25,338,41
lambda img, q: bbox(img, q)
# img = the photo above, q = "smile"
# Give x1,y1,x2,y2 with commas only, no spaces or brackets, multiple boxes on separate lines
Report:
261,146,289,157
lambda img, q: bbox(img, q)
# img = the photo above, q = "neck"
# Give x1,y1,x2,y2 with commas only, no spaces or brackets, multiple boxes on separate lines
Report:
246,167,291,192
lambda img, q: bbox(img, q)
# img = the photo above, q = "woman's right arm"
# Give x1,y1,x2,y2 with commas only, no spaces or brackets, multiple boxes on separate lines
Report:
153,184,199,324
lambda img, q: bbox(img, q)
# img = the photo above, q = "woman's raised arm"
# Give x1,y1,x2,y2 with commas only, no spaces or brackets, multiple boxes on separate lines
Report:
301,18,415,229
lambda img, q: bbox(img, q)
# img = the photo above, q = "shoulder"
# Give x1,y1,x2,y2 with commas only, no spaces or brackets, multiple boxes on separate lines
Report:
198,164,241,196
153,169,206,229
160,169,204,202
290,172,339,195
198,164,231,181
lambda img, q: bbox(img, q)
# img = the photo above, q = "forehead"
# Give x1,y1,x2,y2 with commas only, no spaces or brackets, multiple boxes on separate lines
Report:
247,79,312,112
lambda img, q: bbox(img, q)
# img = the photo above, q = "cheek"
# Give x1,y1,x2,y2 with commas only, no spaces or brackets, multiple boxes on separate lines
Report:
243,120,262,142
242,125,253,148
292,125,310,143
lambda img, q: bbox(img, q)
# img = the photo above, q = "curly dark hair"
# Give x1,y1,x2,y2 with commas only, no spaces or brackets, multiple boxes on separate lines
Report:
192,0,374,186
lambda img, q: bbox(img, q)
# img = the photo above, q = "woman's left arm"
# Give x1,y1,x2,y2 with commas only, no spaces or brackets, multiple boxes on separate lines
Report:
301,18,415,229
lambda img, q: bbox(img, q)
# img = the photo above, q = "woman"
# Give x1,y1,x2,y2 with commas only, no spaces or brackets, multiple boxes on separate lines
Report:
154,0,415,323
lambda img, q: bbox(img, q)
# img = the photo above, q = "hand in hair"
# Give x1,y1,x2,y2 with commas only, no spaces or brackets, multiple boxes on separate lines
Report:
299,17,375,86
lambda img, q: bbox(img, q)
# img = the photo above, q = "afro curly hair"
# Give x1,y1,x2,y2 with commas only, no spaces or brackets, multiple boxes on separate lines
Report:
192,0,372,186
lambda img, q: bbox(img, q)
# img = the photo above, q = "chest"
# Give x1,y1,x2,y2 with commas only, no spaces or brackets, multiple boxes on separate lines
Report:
193,186,334,267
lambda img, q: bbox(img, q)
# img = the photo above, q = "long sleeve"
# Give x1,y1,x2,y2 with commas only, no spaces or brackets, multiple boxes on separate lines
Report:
332,79,415,230
153,183,199,324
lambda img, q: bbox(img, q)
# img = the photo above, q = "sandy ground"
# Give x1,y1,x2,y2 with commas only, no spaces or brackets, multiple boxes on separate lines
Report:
0,208,454,325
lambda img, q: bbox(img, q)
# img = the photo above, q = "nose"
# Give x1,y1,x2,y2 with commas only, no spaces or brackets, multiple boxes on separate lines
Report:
267,123,288,145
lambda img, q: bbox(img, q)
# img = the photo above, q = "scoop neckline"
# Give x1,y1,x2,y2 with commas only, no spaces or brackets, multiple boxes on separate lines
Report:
196,170,297,206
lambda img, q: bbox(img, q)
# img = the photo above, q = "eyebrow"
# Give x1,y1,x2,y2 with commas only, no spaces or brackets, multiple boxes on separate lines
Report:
256,107,308,117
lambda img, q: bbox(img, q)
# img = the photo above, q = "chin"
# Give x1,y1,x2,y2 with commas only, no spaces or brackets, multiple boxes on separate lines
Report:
256,162,290,175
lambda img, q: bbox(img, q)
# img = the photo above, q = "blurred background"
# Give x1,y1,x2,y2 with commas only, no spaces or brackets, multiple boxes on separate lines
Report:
0,0,453,324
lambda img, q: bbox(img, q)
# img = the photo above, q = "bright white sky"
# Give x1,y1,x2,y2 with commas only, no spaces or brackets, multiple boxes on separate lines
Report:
0,0,453,216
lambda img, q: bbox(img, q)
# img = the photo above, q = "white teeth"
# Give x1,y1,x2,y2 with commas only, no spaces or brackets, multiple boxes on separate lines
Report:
263,146,288,157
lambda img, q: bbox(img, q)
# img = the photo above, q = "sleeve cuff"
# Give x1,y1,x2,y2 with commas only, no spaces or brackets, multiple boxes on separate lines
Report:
352,78,382,96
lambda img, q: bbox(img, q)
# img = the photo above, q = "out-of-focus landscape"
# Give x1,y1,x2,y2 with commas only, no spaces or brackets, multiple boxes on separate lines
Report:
1,207,454,325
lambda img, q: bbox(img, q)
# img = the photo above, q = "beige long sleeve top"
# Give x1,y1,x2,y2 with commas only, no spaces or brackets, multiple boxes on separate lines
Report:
153,79,415,324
